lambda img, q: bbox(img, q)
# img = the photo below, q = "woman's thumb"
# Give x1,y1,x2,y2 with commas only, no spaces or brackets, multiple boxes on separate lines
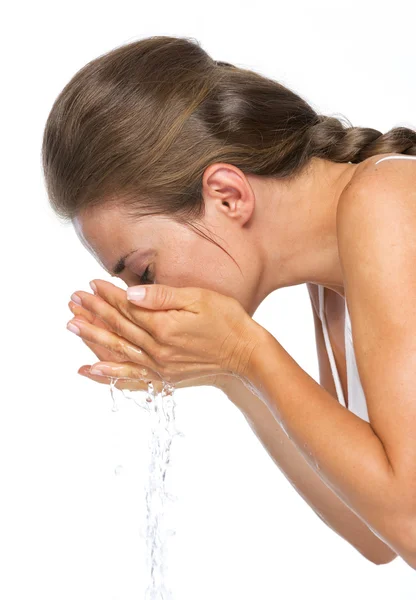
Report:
126,284,191,311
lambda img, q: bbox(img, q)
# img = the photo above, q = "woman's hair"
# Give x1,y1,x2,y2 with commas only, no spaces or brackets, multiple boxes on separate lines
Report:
42,35,416,258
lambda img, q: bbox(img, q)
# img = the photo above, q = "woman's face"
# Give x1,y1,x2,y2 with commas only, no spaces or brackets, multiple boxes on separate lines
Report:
72,201,266,317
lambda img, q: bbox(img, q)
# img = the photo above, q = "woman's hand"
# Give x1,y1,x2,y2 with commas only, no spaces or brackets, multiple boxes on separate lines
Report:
67,279,261,388
68,300,236,394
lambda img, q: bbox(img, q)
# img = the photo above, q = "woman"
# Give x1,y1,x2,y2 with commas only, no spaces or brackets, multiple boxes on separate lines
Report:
42,36,416,568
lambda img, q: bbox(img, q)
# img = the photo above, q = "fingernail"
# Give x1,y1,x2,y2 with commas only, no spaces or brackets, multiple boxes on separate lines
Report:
67,322,81,336
91,364,118,375
89,281,98,294
127,287,146,301
71,293,82,306
90,367,104,375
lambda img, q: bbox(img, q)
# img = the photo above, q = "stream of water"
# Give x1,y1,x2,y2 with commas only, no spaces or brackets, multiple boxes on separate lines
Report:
108,378,184,599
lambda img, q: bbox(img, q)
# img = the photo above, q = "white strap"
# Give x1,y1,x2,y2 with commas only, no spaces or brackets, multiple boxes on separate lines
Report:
375,155,416,164
317,285,347,408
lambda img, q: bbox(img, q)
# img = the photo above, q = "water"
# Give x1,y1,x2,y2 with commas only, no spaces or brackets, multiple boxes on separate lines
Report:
108,377,184,599
303,442,321,472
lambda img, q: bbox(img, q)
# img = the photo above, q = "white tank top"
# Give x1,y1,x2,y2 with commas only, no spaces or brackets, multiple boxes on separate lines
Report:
317,153,416,423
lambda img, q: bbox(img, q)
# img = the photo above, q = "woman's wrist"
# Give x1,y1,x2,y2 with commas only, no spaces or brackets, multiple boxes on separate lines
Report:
229,318,274,386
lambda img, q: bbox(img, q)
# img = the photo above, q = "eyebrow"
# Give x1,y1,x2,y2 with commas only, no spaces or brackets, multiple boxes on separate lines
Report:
111,249,140,275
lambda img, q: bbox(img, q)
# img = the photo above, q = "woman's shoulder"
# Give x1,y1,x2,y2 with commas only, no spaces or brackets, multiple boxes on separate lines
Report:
343,152,416,195
337,152,416,227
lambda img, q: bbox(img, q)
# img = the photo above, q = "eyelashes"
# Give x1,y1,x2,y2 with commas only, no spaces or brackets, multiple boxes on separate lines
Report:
139,265,153,284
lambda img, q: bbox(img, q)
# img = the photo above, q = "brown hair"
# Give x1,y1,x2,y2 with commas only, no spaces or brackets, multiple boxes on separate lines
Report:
41,35,416,263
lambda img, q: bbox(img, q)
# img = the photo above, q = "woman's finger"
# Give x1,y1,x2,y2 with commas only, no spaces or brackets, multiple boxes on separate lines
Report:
68,302,167,390
79,362,220,391
69,291,159,358
68,300,109,330
89,360,153,381
81,335,121,363
67,316,164,376
69,302,122,362
78,364,164,393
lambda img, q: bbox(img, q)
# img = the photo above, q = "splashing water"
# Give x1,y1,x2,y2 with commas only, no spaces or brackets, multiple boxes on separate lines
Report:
108,377,184,599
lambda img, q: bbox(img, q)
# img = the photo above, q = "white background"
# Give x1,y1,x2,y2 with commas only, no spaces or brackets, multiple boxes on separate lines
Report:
1,0,415,598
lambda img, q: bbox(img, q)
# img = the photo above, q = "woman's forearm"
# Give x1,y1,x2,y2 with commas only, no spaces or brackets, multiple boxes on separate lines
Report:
234,326,416,568
219,375,397,565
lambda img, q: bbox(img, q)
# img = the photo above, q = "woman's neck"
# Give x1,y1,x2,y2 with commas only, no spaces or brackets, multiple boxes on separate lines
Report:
260,158,360,296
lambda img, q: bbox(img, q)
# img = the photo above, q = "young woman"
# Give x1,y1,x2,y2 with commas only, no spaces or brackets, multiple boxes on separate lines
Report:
42,36,416,568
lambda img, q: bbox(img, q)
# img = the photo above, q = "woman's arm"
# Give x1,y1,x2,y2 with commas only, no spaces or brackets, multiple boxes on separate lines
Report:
219,373,397,565
234,319,416,569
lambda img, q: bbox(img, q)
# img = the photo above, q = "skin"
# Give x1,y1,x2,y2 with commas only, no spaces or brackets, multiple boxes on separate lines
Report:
68,156,369,392
73,157,360,318
67,155,416,567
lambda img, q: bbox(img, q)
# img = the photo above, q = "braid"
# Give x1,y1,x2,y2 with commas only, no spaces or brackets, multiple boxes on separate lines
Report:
305,115,416,164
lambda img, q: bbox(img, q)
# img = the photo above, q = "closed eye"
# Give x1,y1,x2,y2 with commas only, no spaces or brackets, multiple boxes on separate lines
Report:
139,265,154,284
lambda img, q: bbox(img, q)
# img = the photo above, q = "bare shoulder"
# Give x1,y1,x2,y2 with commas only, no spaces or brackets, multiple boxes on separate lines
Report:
337,152,416,227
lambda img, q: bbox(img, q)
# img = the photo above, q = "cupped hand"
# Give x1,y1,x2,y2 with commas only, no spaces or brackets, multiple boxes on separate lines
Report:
67,280,259,389
68,301,236,394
